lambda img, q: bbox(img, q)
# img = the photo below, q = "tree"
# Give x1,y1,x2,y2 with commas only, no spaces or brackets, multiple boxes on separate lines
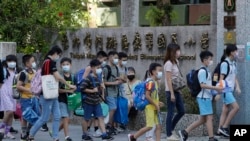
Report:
0,0,89,54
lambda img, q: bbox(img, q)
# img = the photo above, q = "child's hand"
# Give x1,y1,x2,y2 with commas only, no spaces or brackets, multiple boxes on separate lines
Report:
214,95,221,101
93,88,99,93
236,87,241,95
155,104,160,113
69,85,76,90
215,86,223,93
159,102,164,108
100,83,106,89
68,89,75,94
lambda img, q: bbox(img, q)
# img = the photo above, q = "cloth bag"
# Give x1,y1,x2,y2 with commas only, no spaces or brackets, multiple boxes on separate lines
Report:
67,92,81,111
41,61,59,99
172,64,186,91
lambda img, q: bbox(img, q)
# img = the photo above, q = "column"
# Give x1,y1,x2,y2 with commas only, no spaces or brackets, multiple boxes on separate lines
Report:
121,0,139,27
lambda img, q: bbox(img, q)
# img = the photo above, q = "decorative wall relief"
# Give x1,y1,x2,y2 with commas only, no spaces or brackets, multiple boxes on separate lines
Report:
200,32,209,50
224,31,236,44
106,37,117,49
95,35,103,50
72,35,80,48
121,35,130,50
61,34,69,50
145,33,153,50
171,33,178,44
133,32,142,51
157,33,166,49
184,37,196,47
84,32,92,52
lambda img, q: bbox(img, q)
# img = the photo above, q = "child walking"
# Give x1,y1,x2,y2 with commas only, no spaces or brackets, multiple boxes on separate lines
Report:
128,63,163,141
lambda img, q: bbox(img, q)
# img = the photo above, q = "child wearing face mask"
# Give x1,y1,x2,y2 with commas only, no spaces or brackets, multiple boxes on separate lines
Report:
16,54,38,140
81,59,113,141
178,51,223,141
58,57,76,141
128,63,163,141
0,54,20,139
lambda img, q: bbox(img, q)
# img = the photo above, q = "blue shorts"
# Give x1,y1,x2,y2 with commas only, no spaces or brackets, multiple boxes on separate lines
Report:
20,98,33,112
196,98,213,116
105,96,117,110
223,92,236,105
59,102,70,118
83,103,103,120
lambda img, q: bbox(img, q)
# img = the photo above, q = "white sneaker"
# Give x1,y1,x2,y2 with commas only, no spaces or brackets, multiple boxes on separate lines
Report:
167,135,179,141
4,132,15,139
172,131,180,139
115,127,124,133
92,129,102,138
145,137,155,141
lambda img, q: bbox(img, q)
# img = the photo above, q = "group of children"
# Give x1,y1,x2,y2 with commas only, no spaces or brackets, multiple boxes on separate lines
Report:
0,43,241,141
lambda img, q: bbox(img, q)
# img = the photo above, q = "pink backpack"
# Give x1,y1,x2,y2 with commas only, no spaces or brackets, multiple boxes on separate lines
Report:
31,69,42,95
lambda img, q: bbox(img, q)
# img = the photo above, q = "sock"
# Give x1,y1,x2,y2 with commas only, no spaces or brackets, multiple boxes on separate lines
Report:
0,122,6,129
5,125,11,134
94,126,98,132
21,126,27,136
87,126,90,131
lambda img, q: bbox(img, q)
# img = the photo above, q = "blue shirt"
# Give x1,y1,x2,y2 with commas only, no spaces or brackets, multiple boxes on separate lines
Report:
197,66,212,99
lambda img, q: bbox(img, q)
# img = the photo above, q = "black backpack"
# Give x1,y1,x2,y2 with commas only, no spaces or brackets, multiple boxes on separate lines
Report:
186,67,208,98
212,60,230,86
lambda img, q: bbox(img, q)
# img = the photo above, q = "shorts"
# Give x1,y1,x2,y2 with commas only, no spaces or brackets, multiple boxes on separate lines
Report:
196,98,213,116
223,92,236,105
105,96,117,110
20,98,33,112
59,102,71,118
145,107,159,127
83,103,103,120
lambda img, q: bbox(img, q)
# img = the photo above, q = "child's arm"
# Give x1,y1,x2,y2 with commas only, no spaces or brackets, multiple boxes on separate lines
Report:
83,66,91,79
235,77,241,94
145,90,159,111
59,88,74,94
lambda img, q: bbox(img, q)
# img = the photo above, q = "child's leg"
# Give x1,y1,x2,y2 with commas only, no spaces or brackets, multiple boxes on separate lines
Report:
134,127,152,138
155,124,161,141
222,102,239,128
205,115,214,138
94,118,99,131
98,117,107,134
218,104,229,131
62,117,70,137
186,116,206,133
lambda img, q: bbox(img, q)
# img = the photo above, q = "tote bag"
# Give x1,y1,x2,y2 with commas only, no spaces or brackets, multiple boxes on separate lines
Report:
41,60,59,99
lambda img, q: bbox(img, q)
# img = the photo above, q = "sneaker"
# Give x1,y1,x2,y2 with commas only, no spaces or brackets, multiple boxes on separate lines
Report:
10,127,18,134
128,134,136,141
106,126,117,136
40,124,49,132
145,137,155,141
172,131,180,139
82,135,93,141
93,129,102,138
115,126,124,133
178,130,188,141
20,133,29,141
49,130,53,137
219,127,230,137
4,132,15,139
167,135,179,141
65,136,73,141
208,137,218,141
102,134,113,141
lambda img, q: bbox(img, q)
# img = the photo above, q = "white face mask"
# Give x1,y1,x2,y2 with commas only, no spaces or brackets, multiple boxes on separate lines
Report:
101,61,107,67
54,55,60,61
157,71,163,79
62,65,70,72
96,68,102,74
176,50,181,57
7,62,16,69
32,62,37,69
208,60,214,66
122,61,127,66
113,59,119,65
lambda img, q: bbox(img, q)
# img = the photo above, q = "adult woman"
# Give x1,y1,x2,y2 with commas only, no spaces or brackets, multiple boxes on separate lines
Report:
164,43,185,141
124,67,141,111
28,46,76,141
0,55,20,139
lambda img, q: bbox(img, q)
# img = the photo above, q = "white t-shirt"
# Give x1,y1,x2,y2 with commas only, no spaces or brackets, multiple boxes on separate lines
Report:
164,60,179,91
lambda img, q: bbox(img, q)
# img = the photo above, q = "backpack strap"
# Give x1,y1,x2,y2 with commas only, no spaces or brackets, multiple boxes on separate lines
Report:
105,65,119,80
199,67,208,99
89,74,106,102
222,60,230,79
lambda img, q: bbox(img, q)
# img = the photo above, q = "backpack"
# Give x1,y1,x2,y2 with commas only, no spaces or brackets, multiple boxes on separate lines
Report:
30,69,42,95
212,60,230,86
132,79,154,111
186,67,208,98
12,70,31,99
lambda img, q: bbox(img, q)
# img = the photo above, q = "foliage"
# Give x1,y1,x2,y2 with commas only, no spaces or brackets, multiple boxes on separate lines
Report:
145,4,177,26
0,0,89,55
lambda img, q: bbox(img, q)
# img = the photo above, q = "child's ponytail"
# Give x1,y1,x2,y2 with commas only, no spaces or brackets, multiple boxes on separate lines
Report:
144,70,149,81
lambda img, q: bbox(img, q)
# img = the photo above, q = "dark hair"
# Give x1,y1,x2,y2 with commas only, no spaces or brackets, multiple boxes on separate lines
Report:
164,43,180,64
90,59,102,67
22,54,34,65
97,51,108,58
5,54,21,77
108,51,118,57
118,52,128,60
144,63,162,80
199,51,213,62
221,44,238,61
60,57,72,64
6,54,17,62
127,67,136,74
45,45,62,59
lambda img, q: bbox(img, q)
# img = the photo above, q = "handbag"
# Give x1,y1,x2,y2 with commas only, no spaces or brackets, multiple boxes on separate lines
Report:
41,61,59,99
172,63,186,91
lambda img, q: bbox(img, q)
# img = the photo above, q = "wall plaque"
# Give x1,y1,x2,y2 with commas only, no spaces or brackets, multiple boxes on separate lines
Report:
224,31,236,44
224,0,236,12
224,16,236,29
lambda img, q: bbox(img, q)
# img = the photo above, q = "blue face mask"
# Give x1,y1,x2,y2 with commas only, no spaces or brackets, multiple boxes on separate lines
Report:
62,65,70,72
96,68,102,74
54,56,60,62
157,71,163,79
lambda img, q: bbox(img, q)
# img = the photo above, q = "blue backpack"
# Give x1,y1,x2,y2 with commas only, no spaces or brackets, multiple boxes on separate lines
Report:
133,79,154,111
